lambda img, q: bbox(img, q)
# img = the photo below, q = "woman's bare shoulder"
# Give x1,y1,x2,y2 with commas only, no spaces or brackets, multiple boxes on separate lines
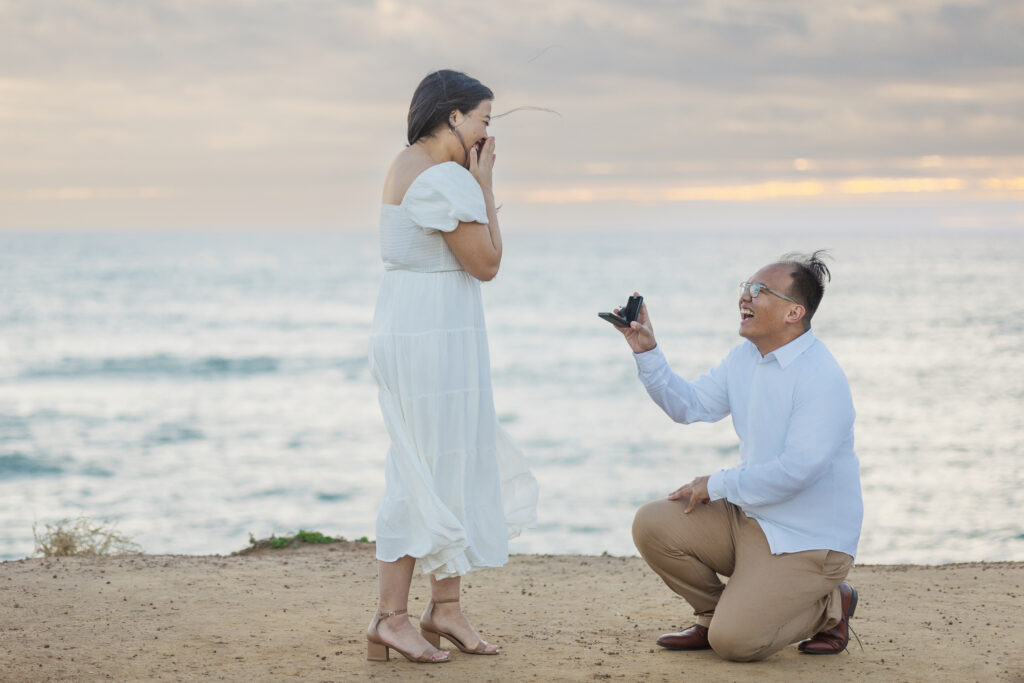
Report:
382,148,437,205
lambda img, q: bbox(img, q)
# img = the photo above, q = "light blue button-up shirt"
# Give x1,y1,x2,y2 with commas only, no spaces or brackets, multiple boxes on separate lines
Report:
634,329,863,558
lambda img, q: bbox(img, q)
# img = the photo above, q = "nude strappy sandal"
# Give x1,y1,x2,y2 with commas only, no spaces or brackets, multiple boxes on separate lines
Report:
419,598,499,655
366,608,451,663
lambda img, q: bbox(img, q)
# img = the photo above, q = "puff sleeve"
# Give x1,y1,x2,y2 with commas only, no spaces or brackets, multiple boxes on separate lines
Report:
401,162,489,232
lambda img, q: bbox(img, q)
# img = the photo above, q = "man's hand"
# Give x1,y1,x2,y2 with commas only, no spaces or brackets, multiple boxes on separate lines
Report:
668,475,711,513
616,296,657,353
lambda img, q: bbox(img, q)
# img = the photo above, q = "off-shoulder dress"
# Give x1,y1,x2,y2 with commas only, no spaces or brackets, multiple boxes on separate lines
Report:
369,161,538,579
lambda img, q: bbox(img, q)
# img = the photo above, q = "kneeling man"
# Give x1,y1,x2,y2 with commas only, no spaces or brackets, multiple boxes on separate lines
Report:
617,251,863,662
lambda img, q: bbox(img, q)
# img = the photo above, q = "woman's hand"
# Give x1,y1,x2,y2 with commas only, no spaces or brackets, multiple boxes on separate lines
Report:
468,136,496,193
616,298,657,353
667,475,711,513
443,135,501,282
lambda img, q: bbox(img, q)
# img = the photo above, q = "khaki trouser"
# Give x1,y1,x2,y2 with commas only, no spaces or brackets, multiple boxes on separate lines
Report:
632,498,853,662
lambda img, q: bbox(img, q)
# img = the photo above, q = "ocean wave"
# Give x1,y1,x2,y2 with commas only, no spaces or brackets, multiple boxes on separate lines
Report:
0,452,117,478
14,354,367,380
0,453,65,476
0,415,32,442
145,422,205,445
315,491,354,502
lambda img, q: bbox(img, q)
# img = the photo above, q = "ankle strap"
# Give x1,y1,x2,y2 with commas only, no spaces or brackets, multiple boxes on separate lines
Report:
378,608,407,619
432,598,459,604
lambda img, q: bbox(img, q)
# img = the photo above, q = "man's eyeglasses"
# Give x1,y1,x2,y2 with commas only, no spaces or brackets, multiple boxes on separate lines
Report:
739,282,800,305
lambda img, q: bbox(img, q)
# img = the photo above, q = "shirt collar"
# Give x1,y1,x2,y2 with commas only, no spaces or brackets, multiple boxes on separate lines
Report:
760,328,817,368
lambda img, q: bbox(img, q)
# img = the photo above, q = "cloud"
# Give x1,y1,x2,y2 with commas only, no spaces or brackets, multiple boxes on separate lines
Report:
517,175,1024,204
1,186,176,201
0,0,1022,229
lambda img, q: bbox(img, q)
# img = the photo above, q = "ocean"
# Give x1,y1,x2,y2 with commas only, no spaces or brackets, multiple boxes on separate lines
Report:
1,229,1022,565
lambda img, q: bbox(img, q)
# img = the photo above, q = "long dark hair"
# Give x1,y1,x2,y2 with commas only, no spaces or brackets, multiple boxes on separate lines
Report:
407,70,493,145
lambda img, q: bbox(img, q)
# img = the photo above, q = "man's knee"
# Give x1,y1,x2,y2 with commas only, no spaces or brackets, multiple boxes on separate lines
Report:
631,499,673,554
708,623,773,662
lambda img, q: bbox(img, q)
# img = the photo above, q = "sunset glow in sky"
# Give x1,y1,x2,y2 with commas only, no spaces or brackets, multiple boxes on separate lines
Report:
2,0,1022,230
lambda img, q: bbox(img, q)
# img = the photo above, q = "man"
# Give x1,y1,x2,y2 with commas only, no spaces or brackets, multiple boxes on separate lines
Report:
617,251,863,662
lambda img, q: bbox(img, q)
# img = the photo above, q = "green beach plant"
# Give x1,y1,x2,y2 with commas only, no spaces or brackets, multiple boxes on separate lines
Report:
32,517,143,557
268,529,339,548
236,529,357,554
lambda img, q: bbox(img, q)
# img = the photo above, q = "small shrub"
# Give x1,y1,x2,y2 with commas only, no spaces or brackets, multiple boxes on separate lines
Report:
293,530,338,544
236,529,346,554
33,518,143,557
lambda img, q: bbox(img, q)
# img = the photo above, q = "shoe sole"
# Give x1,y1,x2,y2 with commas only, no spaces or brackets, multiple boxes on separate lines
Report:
656,640,712,651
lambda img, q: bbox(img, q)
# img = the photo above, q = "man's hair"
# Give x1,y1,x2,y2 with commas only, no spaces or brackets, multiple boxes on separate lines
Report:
778,250,832,329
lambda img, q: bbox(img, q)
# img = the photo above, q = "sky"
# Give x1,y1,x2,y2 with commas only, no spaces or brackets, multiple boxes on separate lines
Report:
1,0,1023,231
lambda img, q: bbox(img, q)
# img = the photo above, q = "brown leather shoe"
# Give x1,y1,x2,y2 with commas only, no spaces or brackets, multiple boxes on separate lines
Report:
798,582,858,655
656,624,711,650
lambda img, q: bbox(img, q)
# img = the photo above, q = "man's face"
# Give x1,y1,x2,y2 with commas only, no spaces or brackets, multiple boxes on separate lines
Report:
738,263,799,346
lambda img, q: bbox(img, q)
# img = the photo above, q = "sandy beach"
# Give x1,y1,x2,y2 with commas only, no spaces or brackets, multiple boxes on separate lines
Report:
1,542,1021,682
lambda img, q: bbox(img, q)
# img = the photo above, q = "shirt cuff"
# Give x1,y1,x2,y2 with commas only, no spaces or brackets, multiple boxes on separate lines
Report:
633,343,665,374
707,469,729,502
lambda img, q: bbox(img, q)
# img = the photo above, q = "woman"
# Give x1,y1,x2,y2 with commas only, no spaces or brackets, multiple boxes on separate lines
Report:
366,70,538,664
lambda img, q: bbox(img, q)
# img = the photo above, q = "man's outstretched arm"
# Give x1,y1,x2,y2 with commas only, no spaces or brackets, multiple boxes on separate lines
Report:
614,298,732,424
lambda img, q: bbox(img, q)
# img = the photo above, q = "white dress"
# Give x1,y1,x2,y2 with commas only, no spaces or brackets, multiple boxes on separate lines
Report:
369,161,538,579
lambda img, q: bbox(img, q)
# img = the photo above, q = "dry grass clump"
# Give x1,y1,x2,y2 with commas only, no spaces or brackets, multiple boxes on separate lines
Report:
33,518,143,557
